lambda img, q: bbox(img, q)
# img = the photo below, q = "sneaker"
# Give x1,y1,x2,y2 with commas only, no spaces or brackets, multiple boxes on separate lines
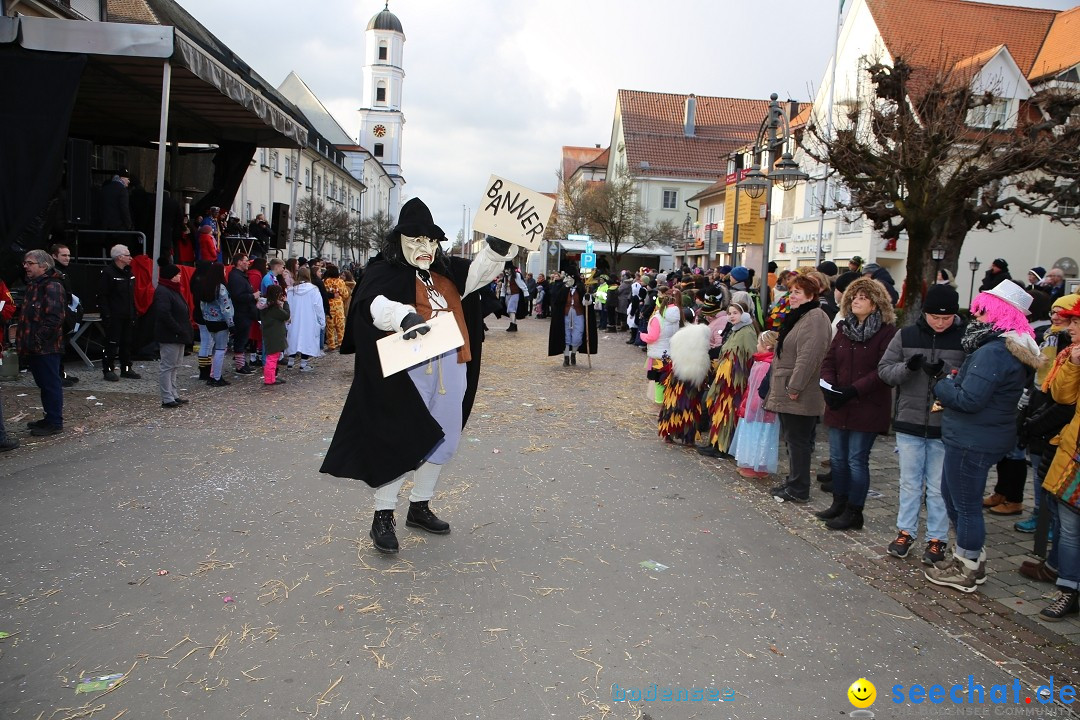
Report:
30,425,63,437
369,510,399,554
26,418,48,429
922,539,947,566
61,377,78,388
406,501,451,534
207,378,231,387
174,398,189,405
982,492,1006,508
299,365,315,373
988,501,1023,516
888,531,914,559
120,369,142,379
0,438,19,452
1038,588,1079,622
924,556,979,593
772,487,809,504
1014,514,1039,533
64,374,79,384
235,365,254,375
103,371,119,382
161,400,181,408
1019,560,1058,583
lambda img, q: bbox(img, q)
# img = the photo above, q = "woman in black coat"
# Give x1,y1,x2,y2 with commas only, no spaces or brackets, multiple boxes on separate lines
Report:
154,264,193,408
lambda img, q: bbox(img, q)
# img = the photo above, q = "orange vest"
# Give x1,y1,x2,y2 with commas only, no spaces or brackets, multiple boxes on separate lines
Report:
564,287,584,315
414,274,471,363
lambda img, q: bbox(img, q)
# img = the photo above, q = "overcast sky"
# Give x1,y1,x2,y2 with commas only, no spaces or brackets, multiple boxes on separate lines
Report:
176,0,1077,240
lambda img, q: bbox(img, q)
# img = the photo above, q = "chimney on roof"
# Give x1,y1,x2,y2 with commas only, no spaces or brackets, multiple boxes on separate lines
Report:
595,144,601,149
684,94,697,137
788,100,800,122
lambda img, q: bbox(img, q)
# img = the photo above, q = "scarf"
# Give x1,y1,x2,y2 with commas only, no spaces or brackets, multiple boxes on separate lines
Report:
1043,342,1079,393
752,350,774,364
728,314,753,333
839,310,883,343
159,277,182,293
961,319,1002,354
775,301,815,358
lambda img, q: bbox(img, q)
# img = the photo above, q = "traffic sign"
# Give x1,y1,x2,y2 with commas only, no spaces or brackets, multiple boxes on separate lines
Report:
581,252,596,270
547,242,559,257
567,233,590,242
585,241,594,254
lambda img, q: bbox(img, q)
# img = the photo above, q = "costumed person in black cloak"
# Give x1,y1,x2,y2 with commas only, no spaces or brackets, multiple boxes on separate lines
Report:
500,262,529,332
319,198,517,554
547,264,598,366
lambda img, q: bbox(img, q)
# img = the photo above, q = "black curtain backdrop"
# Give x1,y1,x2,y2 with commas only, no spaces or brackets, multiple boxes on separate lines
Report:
191,141,256,222
0,47,85,279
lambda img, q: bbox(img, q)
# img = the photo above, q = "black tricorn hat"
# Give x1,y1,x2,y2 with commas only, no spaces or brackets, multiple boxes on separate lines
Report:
393,198,443,239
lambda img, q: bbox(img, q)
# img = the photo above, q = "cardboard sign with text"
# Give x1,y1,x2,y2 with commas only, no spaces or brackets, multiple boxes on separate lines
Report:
473,175,556,251
376,313,464,377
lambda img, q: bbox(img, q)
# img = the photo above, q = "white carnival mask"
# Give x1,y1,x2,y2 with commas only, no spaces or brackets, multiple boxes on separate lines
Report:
563,275,575,288
401,233,439,270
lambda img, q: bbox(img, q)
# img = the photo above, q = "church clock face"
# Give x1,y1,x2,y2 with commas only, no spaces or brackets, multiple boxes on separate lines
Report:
373,124,387,138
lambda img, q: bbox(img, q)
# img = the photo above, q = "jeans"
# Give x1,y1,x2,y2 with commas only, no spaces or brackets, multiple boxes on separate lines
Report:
28,354,63,428
198,324,212,358
208,328,230,379
1048,500,1064,572
828,428,878,507
779,413,817,498
895,433,949,541
1053,500,1079,590
941,443,999,560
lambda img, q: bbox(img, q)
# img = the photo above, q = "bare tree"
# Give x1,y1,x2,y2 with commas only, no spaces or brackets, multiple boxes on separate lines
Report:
806,55,1080,321
550,167,678,269
295,197,335,259
360,210,396,258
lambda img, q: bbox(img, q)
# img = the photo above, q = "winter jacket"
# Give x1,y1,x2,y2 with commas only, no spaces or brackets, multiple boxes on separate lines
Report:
16,270,66,356
868,267,899,305
98,262,136,320
878,315,966,438
228,267,257,319
978,269,1012,293
285,282,325,357
200,284,234,327
616,280,633,314
153,280,193,345
934,332,1041,456
1043,358,1080,502
261,301,291,355
640,304,683,359
821,320,897,433
764,306,832,417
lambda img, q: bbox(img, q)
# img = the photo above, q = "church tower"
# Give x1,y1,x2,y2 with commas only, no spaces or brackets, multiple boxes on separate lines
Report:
359,3,406,214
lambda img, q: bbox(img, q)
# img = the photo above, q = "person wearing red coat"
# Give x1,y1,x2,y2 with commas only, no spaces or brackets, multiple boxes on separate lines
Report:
816,276,898,530
198,225,218,262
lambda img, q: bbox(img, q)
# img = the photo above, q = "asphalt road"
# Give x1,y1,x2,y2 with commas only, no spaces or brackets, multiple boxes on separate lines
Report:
0,318,1043,719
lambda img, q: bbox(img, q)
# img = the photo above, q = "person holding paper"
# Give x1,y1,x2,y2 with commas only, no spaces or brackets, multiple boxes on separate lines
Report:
815,277,898,531
320,198,515,554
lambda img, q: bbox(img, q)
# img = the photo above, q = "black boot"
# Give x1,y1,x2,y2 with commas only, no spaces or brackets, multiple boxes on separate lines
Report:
507,322,518,332
406,501,450,534
570,351,576,365
816,470,832,484
563,354,570,367
825,505,864,530
199,364,210,381
369,510,399,553
815,496,847,520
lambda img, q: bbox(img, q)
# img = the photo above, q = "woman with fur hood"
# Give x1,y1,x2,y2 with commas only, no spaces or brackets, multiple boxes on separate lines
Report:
698,301,759,458
815,277,898,531
658,323,712,445
924,279,1043,594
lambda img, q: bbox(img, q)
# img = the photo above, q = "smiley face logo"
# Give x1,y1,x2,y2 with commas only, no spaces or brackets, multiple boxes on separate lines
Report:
848,678,876,708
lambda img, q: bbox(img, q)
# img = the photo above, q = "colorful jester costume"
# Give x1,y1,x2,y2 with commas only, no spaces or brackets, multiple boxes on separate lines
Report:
658,324,712,444
703,318,757,453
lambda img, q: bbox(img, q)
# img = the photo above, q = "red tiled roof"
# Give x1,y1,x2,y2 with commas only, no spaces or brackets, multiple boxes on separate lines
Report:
582,147,609,170
1029,5,1080,81
866,0,1056,79
618,90,776,179
107,0,159,24
561,146,607,181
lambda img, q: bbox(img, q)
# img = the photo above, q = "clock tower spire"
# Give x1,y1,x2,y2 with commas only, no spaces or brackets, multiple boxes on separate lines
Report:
359,2,405,214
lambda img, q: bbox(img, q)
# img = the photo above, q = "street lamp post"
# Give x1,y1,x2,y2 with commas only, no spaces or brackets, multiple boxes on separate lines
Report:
682,213,692,270
931,245,945,278
968,257,981,308
737,93,808,307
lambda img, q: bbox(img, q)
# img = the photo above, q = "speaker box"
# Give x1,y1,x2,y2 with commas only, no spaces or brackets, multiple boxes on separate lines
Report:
66,139,93,226
271,202,289,250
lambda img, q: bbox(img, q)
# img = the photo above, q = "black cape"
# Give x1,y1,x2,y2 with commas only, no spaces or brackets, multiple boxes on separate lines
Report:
319,254,484,488
546,280,598,356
